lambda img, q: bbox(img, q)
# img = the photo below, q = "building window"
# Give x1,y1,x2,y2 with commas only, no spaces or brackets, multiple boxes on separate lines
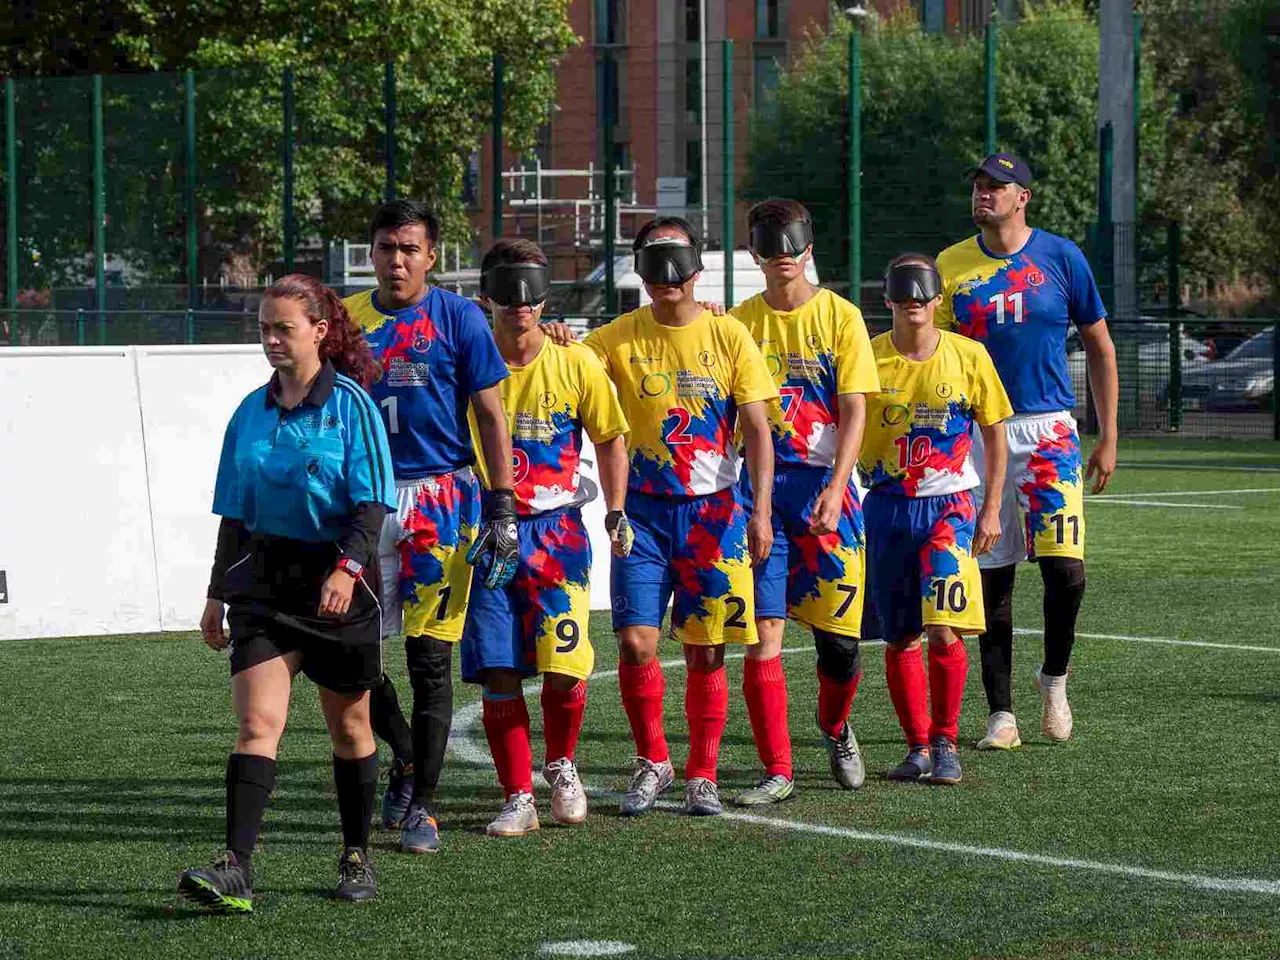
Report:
462,149,480,208
685,139,702,206
595,0,626,45
753,54,780,120
920,0,945,34
685,0,700,42
684,57,701,122
756,0,780,39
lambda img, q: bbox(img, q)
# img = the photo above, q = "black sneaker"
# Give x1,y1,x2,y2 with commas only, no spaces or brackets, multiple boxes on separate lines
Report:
332,847,376,902
381,758,415,829
177,851,253,914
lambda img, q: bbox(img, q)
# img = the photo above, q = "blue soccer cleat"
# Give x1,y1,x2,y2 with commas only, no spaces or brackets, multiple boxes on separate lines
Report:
887,746,932,783
400,802,441,854
381,758,414,829
928,738,963,785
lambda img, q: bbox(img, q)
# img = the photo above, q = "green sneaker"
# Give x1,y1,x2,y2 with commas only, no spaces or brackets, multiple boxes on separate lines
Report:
733,774,796,807
177,851,253,914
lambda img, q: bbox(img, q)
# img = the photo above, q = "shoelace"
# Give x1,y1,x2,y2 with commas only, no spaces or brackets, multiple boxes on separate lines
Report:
550,763,581,792
688,780,718,804
210,852,238,874
501,793,535,816
628,759,661,797
833,729,857,761
340,854,372,884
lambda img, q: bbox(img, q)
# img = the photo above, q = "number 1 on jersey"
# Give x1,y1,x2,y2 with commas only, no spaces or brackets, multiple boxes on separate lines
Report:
380,395,400,434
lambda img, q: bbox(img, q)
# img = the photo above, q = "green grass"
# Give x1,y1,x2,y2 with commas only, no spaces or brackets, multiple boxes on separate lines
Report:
3,439,1280,959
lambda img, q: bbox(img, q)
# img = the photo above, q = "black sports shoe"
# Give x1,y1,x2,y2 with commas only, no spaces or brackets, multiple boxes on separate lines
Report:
177,851,253,914
332,847,376,902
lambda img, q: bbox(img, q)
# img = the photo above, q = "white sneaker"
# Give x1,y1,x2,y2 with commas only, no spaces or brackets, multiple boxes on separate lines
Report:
543,758,588,825
619,757,675,816
975,711,1023,751
486,791,540,837
1034,667,1073,741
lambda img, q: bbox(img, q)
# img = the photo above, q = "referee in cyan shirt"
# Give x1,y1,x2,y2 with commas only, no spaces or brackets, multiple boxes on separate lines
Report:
177,275,395,914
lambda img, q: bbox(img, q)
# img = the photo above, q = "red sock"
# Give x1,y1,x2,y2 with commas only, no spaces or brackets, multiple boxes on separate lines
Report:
816,668,863,738
541,680,587,764
618,660,669,763
743,656,792,779
927,638,969,744
481,696,533,796
684,666,729,782
884,645,930,748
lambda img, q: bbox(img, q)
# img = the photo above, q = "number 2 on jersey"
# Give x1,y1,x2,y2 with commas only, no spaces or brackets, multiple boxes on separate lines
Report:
664,407,694,445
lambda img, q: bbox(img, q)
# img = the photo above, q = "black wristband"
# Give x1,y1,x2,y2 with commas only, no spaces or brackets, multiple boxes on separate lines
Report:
484,488,517,519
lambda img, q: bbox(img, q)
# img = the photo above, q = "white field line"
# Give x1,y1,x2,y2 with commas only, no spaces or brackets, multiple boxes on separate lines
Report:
1013,627,1280,654
1086,499,1241,509
1117,462,1280,474
1092,487,1280,499
448,644,1280,897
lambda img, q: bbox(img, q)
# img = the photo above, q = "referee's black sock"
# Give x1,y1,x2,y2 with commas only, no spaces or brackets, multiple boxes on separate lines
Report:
333,752,378,853
978,565,1018,715
1039,557,1086,676
406,635,454,805
225,753,276,881
369,673,414,765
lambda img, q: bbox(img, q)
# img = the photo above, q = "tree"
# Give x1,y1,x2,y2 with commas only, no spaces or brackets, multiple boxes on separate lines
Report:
2,1,578,294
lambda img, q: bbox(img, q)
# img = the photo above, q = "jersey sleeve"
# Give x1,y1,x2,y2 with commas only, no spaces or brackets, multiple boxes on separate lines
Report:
583,325,613,376
834,303,880,395
343,389,397,509
934,254,959,332
575,347,630,443
730,323,780,406
1064,241,1107,327
211,402,244,519
455,300,510,395
970,344,1015,426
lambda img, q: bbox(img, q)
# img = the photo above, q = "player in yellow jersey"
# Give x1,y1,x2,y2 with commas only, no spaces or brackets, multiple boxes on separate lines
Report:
860,253,1012,785
585,217,778,818
460,239,631,837
729,198,879,805
935,154,1119,747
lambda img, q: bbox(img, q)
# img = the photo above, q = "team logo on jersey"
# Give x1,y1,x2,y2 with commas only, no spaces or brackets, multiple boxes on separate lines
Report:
882,404,909,426
324,415,338,428
412,334,431,352
764,354,785,378
640,372,672,398
698,350,716,368
1026,269,1045,286
539,391,558,409
936,382,955,400
806,333,822,350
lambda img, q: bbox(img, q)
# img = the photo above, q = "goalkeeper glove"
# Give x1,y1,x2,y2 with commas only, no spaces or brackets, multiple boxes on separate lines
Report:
466,489,519,589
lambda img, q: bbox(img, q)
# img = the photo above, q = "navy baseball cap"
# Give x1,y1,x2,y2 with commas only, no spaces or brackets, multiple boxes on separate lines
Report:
969,153,1032,187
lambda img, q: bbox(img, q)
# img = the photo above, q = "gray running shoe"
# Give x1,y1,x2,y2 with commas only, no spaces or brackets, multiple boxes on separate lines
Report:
734,774,796,806
683,777,723,817
486,791,540,837
928,738,962,785
822,720,866,790
619,757,674,816
887,746,933,782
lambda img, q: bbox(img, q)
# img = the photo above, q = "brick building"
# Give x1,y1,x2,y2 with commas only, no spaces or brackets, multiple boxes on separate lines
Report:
475,0,1008,277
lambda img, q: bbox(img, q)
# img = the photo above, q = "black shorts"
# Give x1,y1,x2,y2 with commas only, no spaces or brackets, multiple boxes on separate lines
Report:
225,534,383,694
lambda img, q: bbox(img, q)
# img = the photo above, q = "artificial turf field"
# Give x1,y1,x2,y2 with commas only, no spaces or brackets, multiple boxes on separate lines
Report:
2,438,1279,960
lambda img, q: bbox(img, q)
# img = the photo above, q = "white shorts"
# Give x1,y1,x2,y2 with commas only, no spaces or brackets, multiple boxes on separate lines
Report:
971,411,1087,570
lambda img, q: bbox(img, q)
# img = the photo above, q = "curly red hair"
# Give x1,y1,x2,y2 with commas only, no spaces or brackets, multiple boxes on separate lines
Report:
264,275,382,388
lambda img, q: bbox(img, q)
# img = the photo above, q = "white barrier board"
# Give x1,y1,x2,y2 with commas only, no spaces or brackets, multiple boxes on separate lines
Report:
0,348,160,639
0,345,617,641
135,346,273,632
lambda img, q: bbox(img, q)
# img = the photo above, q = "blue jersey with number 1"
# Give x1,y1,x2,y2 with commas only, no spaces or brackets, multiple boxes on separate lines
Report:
345,287,508,480
935,229,1106,415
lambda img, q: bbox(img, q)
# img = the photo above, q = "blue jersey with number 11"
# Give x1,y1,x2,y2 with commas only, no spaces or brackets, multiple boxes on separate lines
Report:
935,229,1106,415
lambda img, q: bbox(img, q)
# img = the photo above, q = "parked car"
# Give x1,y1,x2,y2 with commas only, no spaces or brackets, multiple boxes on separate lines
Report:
1179,326,1276,412
1066,321,1212,407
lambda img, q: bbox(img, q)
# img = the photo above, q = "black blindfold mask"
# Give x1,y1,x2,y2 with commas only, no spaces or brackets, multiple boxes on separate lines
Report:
884,263,942,303
750,219,814,260
635,241,703,286
481,262,549,307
